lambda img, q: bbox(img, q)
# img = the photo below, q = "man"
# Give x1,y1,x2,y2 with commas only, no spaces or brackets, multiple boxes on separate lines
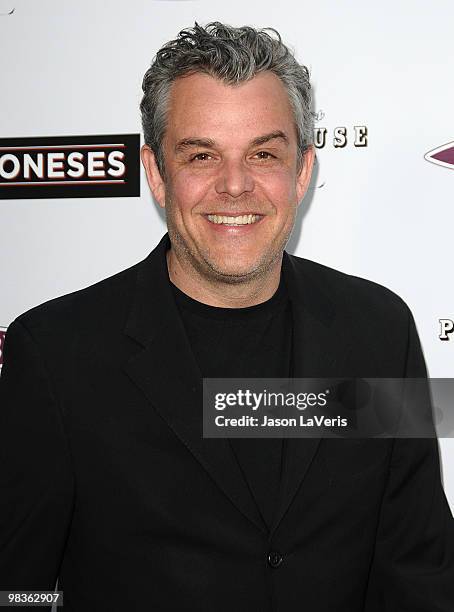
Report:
1,21,453,612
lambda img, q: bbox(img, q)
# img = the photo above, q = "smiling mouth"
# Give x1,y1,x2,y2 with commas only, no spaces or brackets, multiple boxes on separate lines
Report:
206,213,263,226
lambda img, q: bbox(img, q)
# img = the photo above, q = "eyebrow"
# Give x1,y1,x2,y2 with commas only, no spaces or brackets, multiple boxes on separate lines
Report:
250,130,289,147
174,130,289,153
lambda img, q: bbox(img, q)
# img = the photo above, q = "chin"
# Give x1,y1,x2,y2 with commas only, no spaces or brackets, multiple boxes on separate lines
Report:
204,258,266,282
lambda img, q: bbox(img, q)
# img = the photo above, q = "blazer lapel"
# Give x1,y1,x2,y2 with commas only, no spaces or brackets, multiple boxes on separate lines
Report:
268,252,351,537
123,233,268,534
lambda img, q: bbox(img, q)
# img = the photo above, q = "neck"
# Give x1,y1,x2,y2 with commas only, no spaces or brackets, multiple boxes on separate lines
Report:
166,248,283,308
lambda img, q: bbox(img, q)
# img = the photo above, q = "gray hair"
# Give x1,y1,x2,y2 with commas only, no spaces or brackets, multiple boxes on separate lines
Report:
140,21,314,178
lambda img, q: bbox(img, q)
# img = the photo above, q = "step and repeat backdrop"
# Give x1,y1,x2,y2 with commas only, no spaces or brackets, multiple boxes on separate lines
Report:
1,0,453,508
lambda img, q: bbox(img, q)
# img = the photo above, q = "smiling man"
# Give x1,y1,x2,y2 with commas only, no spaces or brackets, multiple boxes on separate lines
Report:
1,21,453,612
141,68,313,307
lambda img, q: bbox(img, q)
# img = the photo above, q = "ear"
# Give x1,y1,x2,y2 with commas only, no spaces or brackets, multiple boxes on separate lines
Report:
141,144,166,208
296,145,315,205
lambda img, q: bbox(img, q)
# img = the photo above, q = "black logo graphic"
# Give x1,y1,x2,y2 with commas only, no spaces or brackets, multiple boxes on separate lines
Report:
0,134,140,199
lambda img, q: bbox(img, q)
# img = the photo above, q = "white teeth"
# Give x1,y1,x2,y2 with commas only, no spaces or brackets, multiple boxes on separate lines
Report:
207,214,261,225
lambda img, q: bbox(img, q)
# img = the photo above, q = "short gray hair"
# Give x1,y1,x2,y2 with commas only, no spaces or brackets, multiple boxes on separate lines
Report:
140,21,314,178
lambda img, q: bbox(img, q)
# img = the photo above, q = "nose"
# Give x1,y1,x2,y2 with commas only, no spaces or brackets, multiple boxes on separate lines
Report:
214,158,255,197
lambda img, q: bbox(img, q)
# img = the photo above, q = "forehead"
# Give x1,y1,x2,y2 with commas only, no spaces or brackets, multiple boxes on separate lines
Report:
165,71,296,144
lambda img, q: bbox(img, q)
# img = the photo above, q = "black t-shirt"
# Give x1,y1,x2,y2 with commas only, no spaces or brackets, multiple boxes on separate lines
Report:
170,273,293,529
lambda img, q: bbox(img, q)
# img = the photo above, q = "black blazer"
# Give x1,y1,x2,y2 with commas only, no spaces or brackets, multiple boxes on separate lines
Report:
1,232,453,611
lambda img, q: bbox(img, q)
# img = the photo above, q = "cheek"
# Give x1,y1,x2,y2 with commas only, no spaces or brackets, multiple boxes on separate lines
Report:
169,171,211,213
259,173,298,211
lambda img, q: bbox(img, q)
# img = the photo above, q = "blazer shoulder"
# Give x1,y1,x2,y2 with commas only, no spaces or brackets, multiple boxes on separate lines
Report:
12,257,145,338
289,253,412,322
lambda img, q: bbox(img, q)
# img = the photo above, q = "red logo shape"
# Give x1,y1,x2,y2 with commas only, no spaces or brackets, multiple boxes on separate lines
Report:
0,327,6,369
424,141,454,170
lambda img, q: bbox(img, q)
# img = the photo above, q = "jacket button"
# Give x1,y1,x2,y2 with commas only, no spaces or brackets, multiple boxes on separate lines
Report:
267,551,283,568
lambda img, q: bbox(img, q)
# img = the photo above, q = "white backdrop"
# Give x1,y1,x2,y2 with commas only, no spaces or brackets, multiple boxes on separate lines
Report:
1,0,453,509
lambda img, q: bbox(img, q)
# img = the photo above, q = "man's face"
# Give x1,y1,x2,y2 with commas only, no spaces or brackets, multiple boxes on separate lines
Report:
142,70,314,282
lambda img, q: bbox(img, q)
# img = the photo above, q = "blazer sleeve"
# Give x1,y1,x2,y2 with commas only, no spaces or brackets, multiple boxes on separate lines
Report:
364,308,454,610
0,319,75,595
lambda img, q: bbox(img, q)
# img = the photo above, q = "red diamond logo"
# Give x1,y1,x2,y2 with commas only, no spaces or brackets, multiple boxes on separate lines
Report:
0,327,6,370
424,141,454,170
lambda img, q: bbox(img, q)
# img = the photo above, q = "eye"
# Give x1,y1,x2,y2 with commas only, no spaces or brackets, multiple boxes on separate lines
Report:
254,151,276,160
190,152,213,162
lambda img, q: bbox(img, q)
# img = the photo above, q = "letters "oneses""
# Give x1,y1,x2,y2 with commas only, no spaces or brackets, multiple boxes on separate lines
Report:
0,150,125,181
